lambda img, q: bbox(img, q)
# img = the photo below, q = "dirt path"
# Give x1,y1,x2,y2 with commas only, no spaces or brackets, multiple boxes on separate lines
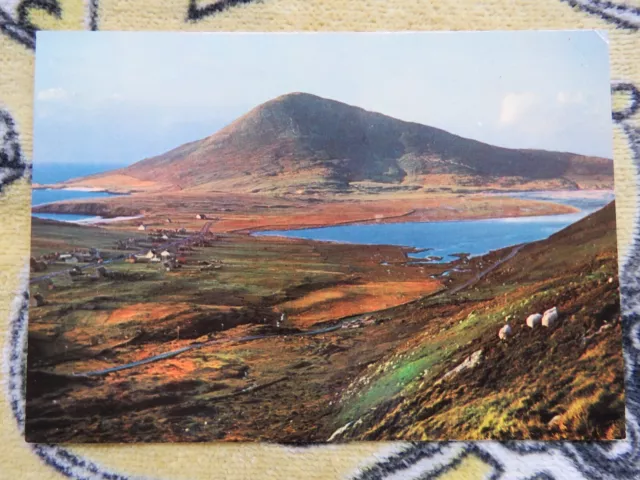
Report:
73,323,343,377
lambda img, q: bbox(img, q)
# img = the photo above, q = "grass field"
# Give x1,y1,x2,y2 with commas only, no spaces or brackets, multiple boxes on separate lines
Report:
25,198,624,443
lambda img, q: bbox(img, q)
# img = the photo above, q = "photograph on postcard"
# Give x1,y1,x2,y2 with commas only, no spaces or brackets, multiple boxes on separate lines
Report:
26,31,623,443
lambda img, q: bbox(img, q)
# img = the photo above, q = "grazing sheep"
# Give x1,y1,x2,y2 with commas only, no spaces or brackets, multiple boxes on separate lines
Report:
542,307,558,327
526,313,542,328
498,323,512,341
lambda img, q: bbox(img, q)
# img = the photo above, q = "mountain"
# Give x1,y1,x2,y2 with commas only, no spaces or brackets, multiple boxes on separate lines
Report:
62,92,614,194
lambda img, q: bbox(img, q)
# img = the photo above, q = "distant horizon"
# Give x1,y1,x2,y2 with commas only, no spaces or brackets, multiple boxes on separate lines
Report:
34,31,613,165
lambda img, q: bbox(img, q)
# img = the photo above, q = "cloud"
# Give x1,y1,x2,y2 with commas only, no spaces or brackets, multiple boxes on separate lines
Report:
499,92,536,125
37,87,69,101
556,91,585,104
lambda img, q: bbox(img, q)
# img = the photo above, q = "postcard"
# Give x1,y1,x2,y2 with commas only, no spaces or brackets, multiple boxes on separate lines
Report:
26,31,623,443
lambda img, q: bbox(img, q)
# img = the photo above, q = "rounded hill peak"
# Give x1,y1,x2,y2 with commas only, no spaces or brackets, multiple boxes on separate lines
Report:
255,92,347,113
115,93,612,193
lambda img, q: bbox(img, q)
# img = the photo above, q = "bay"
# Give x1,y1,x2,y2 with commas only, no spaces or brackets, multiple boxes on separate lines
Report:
255,191,614,263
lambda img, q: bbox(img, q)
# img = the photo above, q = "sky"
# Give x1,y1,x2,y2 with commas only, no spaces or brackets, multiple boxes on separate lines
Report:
33,30,613,166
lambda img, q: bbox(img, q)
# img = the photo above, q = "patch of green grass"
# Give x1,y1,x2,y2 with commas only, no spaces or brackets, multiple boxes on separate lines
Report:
338,343,448,423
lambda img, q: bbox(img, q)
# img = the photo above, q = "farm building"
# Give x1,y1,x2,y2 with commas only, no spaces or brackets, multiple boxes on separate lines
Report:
61,255,79,264
75,252,97,262
196,214,207,220
138,224,146,231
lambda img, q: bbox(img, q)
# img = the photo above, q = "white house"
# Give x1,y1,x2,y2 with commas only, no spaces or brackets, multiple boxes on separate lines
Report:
138,224,146,231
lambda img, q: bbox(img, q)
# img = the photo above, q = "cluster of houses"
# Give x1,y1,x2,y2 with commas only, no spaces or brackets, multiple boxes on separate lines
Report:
125,247,185,267
30,248,102,272
59,248,102,264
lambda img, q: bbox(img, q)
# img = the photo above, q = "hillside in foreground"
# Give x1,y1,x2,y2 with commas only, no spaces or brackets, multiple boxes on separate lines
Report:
26,202,623,442
330,202,623,441
54,92,613,195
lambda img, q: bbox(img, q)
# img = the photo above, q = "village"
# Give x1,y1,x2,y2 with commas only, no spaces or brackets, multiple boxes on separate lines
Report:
29,215,219,308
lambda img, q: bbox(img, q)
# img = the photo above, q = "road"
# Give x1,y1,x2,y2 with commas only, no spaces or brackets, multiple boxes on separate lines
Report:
448,243,525,295
30,221,212,284
74,323,343,377
71,243,523,378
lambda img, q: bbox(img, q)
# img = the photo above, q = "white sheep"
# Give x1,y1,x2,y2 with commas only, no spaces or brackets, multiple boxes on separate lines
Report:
526,313,542,328
498,323,512,341
541,307,558,327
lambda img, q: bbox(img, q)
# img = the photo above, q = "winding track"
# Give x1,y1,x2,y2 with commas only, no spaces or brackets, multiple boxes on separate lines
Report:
74,324,343,377
71,243,525,378
447,243,525,295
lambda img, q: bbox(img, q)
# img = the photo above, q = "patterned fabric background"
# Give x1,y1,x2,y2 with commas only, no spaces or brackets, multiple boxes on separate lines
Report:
1,1,639,479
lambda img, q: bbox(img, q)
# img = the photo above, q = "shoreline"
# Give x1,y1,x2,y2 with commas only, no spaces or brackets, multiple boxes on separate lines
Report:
32,213,144,225
32,184,134,195
30,189,613,237
244,202,583,235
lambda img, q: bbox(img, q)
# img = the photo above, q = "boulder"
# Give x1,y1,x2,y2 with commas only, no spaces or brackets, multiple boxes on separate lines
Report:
548,414,563,428
442,350,483,380
328,422,353,442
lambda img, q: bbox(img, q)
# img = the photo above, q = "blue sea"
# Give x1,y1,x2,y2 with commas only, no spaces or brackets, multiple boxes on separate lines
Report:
32,163,126,221
32,163,124,185
32,189,117,208
256,191,614,263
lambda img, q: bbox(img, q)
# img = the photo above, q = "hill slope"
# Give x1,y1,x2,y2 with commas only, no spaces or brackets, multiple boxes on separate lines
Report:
63,92,614,194
331,201,623,441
